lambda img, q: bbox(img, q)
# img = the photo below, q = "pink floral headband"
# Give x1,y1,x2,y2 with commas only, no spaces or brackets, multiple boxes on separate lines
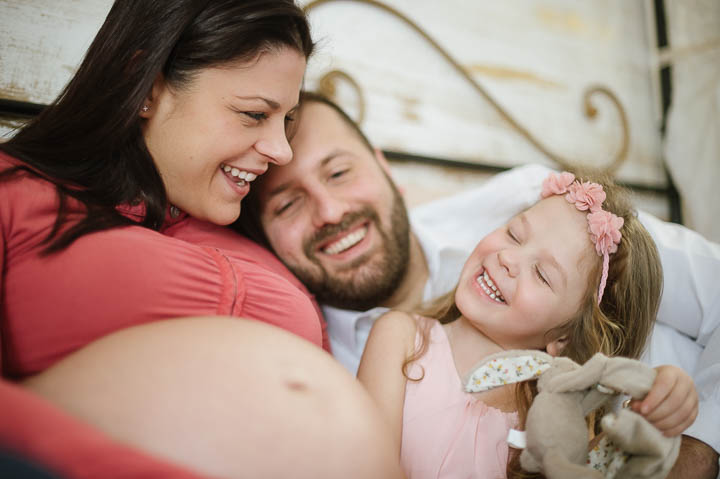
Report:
541,172,623,304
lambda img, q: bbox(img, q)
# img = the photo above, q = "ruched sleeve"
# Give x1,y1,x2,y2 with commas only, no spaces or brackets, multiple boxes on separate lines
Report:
165,216,329,351
230,255,323,347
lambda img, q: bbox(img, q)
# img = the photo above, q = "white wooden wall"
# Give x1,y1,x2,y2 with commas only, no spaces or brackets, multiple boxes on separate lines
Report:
3,0,716,232
0,1,113,105
303,0,662,179
663,0,720,242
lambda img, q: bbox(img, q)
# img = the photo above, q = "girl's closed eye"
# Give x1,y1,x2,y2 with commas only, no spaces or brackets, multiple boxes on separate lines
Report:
507,228,519,243
535,265,550,286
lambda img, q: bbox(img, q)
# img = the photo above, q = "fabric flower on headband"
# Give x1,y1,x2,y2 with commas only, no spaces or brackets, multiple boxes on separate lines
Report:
566,181,606,212
541,171,575,197
588,210,624,256
540,172,623,304
541,173,607,212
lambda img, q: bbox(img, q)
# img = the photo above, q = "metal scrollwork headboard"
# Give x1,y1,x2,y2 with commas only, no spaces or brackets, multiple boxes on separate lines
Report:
304,0,630,175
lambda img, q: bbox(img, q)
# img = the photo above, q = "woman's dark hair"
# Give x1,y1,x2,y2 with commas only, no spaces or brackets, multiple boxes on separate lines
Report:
0,0,313,253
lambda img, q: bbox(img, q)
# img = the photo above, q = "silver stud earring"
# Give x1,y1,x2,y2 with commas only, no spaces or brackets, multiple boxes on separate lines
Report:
141,105,150,112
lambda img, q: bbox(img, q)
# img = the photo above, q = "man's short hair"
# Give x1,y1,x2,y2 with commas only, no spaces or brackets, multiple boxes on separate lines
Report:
297,91,375,153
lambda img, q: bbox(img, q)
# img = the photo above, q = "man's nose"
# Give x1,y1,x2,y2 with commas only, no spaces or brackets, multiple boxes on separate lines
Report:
311,189,350,228
498,249,520,278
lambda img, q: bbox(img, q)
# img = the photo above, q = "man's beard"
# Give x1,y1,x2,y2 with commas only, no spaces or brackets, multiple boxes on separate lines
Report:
285,183,410,311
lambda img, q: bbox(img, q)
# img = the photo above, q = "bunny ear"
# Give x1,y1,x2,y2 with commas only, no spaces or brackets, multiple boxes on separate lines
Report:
464,350,553,393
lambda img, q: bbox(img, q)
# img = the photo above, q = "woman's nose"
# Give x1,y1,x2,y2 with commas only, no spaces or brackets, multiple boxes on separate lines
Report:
255,121,293,166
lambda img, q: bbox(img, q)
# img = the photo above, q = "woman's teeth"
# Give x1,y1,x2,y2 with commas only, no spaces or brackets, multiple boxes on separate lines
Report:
323,226,368,255
221,164,258,186
477,271,505,303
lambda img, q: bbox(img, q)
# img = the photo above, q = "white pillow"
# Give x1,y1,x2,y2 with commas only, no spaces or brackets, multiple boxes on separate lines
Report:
411,163,720,345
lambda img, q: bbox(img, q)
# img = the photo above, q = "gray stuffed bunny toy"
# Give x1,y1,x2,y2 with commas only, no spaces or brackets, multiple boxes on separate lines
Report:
465,350,681,479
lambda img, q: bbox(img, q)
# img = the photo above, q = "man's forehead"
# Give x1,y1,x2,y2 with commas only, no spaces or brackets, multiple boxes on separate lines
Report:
293,101,371,151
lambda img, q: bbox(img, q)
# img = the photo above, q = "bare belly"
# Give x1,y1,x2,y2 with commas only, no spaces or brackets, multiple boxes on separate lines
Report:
22,317,402,479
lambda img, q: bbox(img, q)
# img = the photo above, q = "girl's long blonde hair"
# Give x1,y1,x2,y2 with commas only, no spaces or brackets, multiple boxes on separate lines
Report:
406,169,663,478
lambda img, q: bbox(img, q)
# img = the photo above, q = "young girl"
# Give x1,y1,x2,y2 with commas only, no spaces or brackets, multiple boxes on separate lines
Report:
358,170,698,478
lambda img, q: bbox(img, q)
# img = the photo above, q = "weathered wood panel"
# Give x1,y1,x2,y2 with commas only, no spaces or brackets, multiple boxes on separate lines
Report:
301,0,664,188
663,0,720,241
0,1,112,104
0,0,673,221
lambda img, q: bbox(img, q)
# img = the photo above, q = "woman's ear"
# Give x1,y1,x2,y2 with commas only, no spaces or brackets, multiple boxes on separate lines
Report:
139,73,166,119
545,336,569,357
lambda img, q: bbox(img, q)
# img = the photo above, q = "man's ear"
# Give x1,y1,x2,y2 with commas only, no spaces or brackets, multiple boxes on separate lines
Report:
545,336,569,357
374,148,392,177
374,148,406,195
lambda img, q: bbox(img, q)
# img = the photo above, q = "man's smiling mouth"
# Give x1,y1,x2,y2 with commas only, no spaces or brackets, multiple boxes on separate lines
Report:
477,270,506,303
322,225,368,255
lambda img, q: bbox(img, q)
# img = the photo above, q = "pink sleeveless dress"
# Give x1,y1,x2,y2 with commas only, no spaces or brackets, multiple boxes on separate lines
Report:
400,319,518,479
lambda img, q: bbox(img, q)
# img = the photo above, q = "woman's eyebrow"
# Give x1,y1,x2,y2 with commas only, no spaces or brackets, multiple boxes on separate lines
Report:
234,95,280,110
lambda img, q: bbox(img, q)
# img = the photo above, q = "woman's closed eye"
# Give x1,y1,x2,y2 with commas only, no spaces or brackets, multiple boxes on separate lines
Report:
243,111,268,121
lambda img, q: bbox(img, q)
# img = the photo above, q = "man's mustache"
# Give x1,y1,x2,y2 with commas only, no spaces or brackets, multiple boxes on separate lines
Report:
303,207,379,257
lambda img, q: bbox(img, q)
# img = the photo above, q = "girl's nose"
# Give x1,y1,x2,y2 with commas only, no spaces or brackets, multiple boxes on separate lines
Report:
498,249,519,278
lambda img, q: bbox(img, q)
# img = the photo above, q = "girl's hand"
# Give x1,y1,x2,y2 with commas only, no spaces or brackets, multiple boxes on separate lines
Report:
629,365,698,436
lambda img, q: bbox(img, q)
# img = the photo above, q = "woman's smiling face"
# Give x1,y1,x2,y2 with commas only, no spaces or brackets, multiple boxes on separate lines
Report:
454,195,597,351
141,47,307,225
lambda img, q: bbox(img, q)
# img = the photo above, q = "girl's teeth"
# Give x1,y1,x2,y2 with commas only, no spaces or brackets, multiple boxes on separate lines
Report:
477,271,505,303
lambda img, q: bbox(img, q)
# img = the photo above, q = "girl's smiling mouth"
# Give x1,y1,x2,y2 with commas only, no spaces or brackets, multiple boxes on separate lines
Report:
477,270,506,303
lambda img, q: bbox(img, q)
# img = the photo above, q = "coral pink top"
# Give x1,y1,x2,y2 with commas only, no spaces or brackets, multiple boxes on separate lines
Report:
401,320,517,479
0,152,327,379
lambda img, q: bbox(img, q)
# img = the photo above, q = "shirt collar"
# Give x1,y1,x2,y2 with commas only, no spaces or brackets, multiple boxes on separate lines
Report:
323,304,389,350
410,217,468,302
